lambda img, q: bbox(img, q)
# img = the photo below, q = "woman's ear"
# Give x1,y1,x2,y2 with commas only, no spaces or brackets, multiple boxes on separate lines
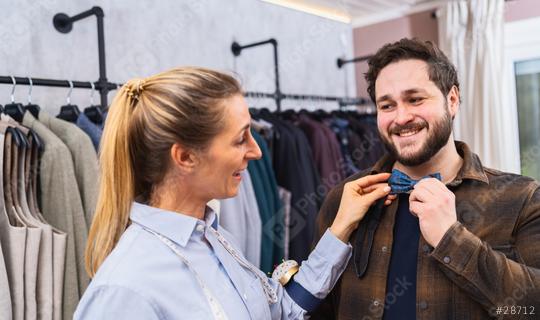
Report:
170,143,197,173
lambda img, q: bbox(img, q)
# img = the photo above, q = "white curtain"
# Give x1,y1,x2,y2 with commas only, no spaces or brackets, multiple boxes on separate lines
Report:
438,0,521,173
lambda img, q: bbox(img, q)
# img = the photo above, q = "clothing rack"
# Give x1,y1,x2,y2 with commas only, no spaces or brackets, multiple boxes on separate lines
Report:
232,38,370,112
0,6,119,110
336,54,373,69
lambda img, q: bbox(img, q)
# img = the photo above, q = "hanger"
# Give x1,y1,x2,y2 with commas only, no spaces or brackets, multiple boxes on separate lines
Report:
278,109,298,121
1,76,29,149
20,77,43,152
4,76,26,123
309,108,330,122
24,77,41,118
83,82,103,124
56,80,80,122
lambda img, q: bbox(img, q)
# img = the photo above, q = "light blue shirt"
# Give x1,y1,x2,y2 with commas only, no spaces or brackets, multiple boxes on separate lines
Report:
74,202,351,319
219,170,262,267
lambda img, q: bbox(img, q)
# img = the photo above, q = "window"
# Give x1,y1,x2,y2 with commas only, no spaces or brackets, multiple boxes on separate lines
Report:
515,58,540,180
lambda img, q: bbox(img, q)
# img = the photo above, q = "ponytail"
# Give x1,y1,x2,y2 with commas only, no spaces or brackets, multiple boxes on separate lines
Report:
85,82,138,277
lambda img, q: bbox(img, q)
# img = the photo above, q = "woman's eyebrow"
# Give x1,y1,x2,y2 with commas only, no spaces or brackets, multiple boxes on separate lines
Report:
237,123,250,135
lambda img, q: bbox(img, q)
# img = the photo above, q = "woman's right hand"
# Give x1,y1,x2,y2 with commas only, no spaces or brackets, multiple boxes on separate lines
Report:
329,173,395,243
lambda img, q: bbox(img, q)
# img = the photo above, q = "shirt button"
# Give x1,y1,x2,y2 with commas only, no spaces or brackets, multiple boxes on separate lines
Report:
443,256,451,264
419,300,428,309
423,244,432,254
243,293,248,300
373,299,381,307
381,246,388,253
196,224,205,233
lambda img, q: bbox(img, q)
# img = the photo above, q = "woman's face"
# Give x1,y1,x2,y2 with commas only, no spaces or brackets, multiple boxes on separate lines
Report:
193,94,262,199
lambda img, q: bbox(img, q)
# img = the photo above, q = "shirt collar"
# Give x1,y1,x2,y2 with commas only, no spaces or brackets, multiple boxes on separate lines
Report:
370,140,489,186
129,202,219,247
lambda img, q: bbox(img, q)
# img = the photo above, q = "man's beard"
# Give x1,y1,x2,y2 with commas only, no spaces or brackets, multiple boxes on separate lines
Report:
380,108,453,167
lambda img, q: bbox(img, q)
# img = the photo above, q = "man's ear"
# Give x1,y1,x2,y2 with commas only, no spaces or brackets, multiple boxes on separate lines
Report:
447,85,460,119
170,143,197,174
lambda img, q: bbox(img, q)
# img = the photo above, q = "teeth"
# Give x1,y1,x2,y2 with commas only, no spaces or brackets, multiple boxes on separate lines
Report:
398,129,420,137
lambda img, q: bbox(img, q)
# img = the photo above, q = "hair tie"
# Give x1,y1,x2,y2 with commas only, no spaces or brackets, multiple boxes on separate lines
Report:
124,78,146,102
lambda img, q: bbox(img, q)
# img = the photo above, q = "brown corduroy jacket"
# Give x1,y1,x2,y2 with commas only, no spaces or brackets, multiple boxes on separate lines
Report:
312,141,540,320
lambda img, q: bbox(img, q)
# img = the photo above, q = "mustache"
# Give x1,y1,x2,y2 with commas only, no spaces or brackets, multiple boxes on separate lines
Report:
388,121,428,135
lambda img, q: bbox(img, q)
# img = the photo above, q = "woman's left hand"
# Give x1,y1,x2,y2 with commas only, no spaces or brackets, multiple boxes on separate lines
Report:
330,173,397,243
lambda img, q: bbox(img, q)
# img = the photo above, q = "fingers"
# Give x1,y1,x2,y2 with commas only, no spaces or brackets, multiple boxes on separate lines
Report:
410,185,435,203
349,173,391,190
363,183,391,204
409,199,423,217
384,194,397,206
413,180,436,198
430,179,450,195
363,184,396,206
362,182,390,194
414,178,445,194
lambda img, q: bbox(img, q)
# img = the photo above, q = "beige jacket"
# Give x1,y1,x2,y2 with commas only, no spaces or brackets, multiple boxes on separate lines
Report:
23,113,87,320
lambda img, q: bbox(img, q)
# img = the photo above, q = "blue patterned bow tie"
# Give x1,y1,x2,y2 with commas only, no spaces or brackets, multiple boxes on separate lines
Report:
388,169,442,194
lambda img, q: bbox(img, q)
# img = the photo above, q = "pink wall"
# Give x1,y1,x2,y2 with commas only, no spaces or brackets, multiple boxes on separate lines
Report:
505,0,540,22
352,10,438,99
352,0,540,101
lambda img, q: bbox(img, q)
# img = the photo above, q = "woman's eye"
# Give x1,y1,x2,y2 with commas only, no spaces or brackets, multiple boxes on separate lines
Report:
237,133,248,145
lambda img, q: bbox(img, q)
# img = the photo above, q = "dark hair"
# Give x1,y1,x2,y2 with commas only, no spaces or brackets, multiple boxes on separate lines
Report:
365,38,459,103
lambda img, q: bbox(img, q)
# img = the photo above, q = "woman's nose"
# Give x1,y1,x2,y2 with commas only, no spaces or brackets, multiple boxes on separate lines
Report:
247,138,262,160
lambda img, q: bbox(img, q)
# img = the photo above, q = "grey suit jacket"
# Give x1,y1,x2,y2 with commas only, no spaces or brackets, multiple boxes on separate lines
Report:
38,112,98,230
25,120,67,320
22,112,88,320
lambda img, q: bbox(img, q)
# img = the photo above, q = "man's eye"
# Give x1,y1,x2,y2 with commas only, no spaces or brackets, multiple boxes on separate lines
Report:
379,104,393,110
410,97,424,104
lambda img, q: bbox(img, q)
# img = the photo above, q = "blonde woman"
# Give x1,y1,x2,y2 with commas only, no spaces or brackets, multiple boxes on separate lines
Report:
74,67,394,319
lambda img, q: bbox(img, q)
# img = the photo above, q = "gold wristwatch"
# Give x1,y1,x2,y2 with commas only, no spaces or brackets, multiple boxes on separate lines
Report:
272,260,300,286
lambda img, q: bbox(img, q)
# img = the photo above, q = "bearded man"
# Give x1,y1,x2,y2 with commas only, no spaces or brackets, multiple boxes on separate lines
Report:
312,38,540,320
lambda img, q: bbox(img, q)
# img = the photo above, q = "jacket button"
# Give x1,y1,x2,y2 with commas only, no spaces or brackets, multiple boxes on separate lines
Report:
419,301,428,309
443,256,451,264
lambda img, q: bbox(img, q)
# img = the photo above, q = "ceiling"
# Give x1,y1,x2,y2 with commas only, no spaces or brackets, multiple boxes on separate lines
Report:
261,0,449,27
